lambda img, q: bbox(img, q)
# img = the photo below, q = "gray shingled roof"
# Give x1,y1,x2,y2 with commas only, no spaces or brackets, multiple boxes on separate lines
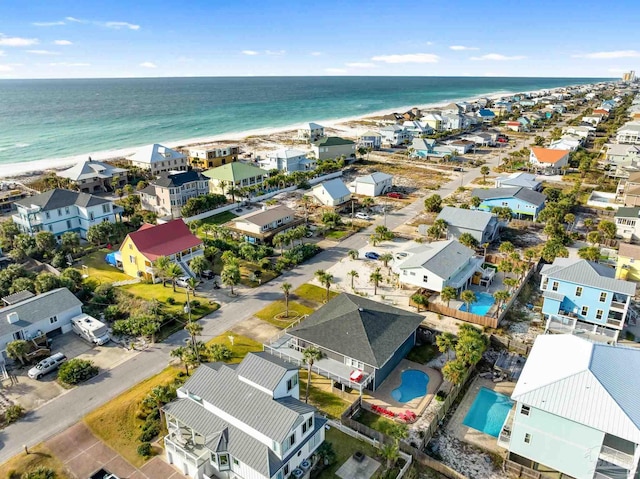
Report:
16,189,110,210
236,205,295,228
436,206,495,233
616,207,640,218
2,290,35,305
288,293,423,368
0,288,82,338
471,186,546,207
235,351,298,391
396,240,476,280
541,258,636,295
152,170,208,188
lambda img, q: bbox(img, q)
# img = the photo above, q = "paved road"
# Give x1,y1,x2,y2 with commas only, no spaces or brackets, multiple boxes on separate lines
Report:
0,149,505,463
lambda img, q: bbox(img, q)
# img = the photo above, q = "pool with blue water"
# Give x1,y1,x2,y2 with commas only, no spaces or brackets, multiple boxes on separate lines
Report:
391,369,430,403
459,292,495,316
463,387,514,437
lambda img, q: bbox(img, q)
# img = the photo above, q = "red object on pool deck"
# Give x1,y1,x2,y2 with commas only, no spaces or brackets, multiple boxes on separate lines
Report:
350,370,363,382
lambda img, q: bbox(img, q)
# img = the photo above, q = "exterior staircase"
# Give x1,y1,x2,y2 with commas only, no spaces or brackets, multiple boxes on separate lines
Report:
177,259,196,279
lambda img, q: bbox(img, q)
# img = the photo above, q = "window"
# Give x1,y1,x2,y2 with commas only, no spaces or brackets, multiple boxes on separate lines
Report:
575,286,583,297
501,201,509,207
524,433,532,444
57,209,62,216
232,458,239,466
287,378,293,391
581,306,589,316
45,211,50,219
89,212,95,221
219,454,229,470
520,405,530,416
423,275,428,283
66,220,72,229
599,292,607,302
303,422,307,434
49,316,58,324
288,433,295,447
308,416,313,429
129,255,135,264
210,453,217,464
65,207,70,214
552,281,559,291
541,277,548,289
596,309,604,320
284,464,290,476
102,204,110,213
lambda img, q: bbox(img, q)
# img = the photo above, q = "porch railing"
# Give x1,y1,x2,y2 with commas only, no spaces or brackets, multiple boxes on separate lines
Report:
599,444,635,468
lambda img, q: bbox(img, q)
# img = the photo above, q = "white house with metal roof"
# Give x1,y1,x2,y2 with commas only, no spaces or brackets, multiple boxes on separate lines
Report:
350,172,393,197
311,178,351,207
127,143,188,175
494,172,542,191
56,158,128,194
296,122,324,143
436,206,499,244
357,130,383,150
259,149,316,174
162,352,325,479
499,334,640,479
0,288,82,361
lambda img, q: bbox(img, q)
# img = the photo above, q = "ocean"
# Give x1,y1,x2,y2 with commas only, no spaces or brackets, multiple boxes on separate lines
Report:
0,76,610,174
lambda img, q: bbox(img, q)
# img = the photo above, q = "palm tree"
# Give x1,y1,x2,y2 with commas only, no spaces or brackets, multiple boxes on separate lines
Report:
281,282,292,318
504,277,519,292
153,256,171,286
369,268,383,295
185,320,203,351
189,256,210,278
273,233,285,255
361,197,374,212
381,443,400,471
6,340,28,365
165,263,183,292
498,259,513,280
493,290,511,316
145,385,173,424
221,265,241,295
440,286,457,307
411,293,428,312
380,253,393,270
436,332,457,361
314,270,334,303
460,289,477,313
348,249,359,260
302,346,323,403
171,346,196,376
499,241,515,257
480,166,490,183
442,359,468,385
347,270,359,290
186,277,199,297
201,224,214,240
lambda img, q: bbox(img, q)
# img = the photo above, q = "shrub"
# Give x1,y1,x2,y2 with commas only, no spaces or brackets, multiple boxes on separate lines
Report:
190,300,201,309
435,390,447,402
209,344,232,361
57,358,98,385
138,421,160,442
21,467,55,479
137,442,152,458
4,404,25,424
166,297,176,305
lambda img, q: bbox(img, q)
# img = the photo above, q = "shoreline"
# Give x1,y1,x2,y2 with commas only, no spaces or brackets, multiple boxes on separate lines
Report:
0,81,596,181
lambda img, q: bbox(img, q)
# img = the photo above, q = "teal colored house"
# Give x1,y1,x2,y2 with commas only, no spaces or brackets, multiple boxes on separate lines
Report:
410,138,456,159
471,187,546,220
540,258,636,343
501,335,640,479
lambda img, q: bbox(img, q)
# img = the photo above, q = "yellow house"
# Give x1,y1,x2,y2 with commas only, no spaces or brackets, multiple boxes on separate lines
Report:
616,242,640,282
120,219,204,280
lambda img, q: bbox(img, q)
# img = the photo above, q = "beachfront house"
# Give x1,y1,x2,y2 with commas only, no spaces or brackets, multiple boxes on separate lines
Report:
139,170,210,218
120,219,204,281
494,172,542,191
435,206,499,245
615,207,640,240
296,122,325,143
259,148,316,174
350,172,393,197
540,258,636,342
616,122,640,145
311,137,356,160
228,205,303,245
56,158,128,194
127,144,188,175
616,243,640,282
0,288,82,362
265,293,424,392
187,145,239,169
203,162,268,197
357,130,383,150
421,112,444,131
476,109,496,123
471,187,546,220
379,124,411,147
501,334,640,479
392,240,485,294
402,121,432,136
311,178,351,207
410,138,456,160
13,189,121,240
163,352,326,479
529,147,570,173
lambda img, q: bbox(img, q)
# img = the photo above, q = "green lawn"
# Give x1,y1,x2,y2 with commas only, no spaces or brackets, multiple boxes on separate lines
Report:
120,283,218,319
76,248,131,283
317,428,381,479
406,343,440,364
205,331,263,363
254,300,315,328
299,371,350,419
239,260,279,287
324,229,350,240
196,211,238,237
294,284,339,305
354,408,398,435
0,443,72,479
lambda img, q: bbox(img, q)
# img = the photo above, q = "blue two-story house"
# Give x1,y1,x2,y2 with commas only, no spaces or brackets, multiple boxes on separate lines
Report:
540,258,636,343
471,187,546,220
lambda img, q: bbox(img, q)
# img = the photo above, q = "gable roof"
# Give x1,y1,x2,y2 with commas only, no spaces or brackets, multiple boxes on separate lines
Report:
268,148,307,160
530,147,570,164
16,188,110,210
236,205,295,227
235,351,299,391
395,240,475,280
289,293,423,368
616,207,640,218
471,187,546,207
202,162,268,182
129,144,185,165
436,206,496,233
312,178,350,200
477,109,495,117
312,136,355,147
618,242,640,260
495,172,540,189
512,335,640,443
124,219,202,261
152,170,208,188
540,258,636,295
359,130,382,137
355,172,393,185
606,144,640,156
57,159,127,182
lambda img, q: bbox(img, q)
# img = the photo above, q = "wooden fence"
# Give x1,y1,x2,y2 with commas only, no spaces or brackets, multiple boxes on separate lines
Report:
504,459,556,479
490,335,532,356
426,302,498,328
575,205,616,217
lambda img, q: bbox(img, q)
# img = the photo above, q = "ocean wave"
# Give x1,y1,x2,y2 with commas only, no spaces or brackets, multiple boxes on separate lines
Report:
0,143,31,152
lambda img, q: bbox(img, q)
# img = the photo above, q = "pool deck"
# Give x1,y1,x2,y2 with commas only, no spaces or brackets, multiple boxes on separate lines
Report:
367,359,442,418
446,376,515,455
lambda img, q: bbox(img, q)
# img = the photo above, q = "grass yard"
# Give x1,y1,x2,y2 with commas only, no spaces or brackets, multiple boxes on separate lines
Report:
84,366,183,467
238,260,279,287
120,283,219,319
294,284,338,305
316,428,381,479
205,331,263,363
354,408,398,435
299,371,351,419
0,443,71,479
196,211,238,237
406,343,440,365
324,229,350,241
254,300,315,328
76,248,131,283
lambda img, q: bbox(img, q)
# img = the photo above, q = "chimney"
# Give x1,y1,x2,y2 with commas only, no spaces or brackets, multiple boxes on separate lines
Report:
7,312,19,324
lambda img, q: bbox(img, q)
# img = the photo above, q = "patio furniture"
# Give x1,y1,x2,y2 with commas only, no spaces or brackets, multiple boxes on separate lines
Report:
350,370,363,382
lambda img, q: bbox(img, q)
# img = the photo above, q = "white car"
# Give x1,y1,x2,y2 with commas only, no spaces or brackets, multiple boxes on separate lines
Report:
176,276,191,288
28,353,67,380
355,212,372,220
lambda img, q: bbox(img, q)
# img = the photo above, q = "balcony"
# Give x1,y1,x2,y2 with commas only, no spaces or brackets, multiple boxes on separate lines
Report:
165,428,209,466
497,408,515,449
610,301,627,311
599,444,636,469
606,317,623,328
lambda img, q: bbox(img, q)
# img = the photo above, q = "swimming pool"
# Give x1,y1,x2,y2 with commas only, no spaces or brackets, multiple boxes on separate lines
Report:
391,369,430,403
463,387,514,437
459,292,495,316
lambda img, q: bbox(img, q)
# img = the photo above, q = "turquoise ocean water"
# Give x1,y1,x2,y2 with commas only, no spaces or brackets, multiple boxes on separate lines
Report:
0,76,610,168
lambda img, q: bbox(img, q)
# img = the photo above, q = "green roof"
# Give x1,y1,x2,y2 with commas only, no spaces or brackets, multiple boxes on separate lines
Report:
312,136,355,147
203,162,268,182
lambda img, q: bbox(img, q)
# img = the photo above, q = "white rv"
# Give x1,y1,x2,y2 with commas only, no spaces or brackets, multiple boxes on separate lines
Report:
71,314,110,345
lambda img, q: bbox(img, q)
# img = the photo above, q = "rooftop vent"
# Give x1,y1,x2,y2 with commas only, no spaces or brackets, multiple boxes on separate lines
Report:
7,312,19,324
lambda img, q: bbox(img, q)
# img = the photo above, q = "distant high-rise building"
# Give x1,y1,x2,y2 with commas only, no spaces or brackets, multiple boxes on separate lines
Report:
623,70,636,81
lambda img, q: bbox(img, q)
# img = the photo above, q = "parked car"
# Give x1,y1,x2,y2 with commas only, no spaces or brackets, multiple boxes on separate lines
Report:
453,167,463,172
176,276,192,288
201,270,214,280
28,353,67,380
364,252,380,260
386,192,404,199
497,137,508,143
355,212,372,220
394,252,408,260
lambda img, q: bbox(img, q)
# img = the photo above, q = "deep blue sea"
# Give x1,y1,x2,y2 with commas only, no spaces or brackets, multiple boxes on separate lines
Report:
0,76,610,169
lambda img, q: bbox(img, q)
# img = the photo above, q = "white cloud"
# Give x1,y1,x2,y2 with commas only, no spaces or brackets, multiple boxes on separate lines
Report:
573,50,640,59
0,64,13,72
345,62,377,68
242,50,259,55
371,53,439,64
0,35,39,47
140,61,157,68
49,62,91,67
450,45,479,51
65,17,86,23
265,49,285,56
470,53,526,61
310,51,323,56
32,21,66,27
105,21,140,30
325,68,347,74
0,50,4,57
54,40,73,45
27,49,60,55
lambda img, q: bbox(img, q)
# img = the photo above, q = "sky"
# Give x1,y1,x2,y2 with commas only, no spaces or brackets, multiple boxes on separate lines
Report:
0,0,638,79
